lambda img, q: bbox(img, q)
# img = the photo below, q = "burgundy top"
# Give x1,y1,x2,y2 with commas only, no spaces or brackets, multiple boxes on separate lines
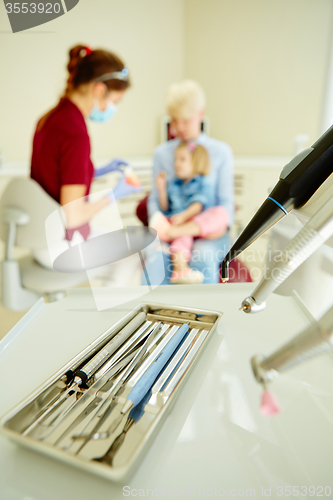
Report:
31,97,94,204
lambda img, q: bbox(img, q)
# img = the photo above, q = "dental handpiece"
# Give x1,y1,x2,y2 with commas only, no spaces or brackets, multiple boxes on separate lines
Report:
221,125,333,281
22,313,147,436
240,196,333,313
251,305,333,385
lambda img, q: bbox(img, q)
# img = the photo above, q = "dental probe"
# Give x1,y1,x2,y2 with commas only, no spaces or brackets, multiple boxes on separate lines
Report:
93,323,189,441
72,324,182,442
240,196,333,313
22,313,147,436
60,313,147,384
221,125,333,281
251,305,333,385
63,326,169,453
36,322,164,441
93,329,209,465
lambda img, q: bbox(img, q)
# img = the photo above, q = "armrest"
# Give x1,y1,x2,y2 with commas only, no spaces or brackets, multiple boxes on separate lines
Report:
0,207,30,261
0,207,30,226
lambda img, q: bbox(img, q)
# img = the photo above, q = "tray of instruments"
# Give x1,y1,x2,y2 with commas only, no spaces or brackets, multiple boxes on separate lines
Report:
0,302,221,482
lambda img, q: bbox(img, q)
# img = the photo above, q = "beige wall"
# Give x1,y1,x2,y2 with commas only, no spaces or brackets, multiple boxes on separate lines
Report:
0,0,184,162
1,0,333,161
184,0,333,156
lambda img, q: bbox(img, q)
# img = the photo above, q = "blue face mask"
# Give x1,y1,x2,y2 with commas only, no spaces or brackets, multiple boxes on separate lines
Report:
89,101,117,123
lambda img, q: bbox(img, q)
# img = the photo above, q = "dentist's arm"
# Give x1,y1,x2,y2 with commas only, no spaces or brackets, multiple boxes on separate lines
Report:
60,185,109,229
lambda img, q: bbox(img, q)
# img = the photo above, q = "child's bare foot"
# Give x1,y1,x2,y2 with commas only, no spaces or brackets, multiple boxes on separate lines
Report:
149,211,172,241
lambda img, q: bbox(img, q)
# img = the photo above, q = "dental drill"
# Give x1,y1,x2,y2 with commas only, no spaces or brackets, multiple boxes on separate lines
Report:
240,195,333,313
251,305,333,385
221,125,333,281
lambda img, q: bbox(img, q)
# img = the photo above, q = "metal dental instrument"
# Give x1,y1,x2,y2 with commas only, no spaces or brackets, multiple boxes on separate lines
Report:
40,349,141,444
22,313,147,436
221,125,333,281
92,389,152,467
70,323,176,444
73,312,146,386
92,323,189,441
92,328,209,464
65,323,171,454
60,313,148,384
240,196,333,314
251,306,333,385
50,323,168,448
151,329,210,406
148,328,199,405
34,321,162,441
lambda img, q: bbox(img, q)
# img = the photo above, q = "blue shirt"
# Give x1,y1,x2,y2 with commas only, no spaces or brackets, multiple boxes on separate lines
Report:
148,133,235,225
166,175,214,215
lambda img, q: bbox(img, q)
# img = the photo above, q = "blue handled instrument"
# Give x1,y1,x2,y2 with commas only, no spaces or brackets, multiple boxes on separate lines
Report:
93,323,189,440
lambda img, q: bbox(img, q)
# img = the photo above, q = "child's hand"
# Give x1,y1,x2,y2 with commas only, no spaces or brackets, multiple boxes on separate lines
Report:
155,171,167,192
170,212,186,225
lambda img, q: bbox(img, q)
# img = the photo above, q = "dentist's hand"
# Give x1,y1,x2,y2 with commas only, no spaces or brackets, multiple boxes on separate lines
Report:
94,158,129,178
107,174,143,203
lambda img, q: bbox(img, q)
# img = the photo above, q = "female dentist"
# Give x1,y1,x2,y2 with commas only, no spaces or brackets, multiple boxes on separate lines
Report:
30,44,140,267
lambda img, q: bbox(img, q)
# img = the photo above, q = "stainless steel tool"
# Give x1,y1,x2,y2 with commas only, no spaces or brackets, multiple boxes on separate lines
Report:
149,329,210,406
91,328,209,465
148,328,199,405
91,324,189,441
65,323,171,454
31,321,161,441
70,323,177,445
22,313,147,436
0,303,221,482
251,306,333,384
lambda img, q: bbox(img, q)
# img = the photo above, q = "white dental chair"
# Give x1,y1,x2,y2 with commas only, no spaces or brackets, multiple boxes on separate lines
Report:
0,177,88,311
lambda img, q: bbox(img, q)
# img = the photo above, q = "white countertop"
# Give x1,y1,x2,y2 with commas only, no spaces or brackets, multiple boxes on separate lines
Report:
1,283,332,499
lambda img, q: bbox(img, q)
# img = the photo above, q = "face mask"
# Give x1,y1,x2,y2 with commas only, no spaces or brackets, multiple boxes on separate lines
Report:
89,100,117,123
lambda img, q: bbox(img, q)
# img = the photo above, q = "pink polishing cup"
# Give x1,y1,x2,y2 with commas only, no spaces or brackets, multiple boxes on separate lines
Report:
260,390,281,416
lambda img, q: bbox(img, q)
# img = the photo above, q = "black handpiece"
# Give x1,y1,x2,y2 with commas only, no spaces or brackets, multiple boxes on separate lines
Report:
221,125,333,280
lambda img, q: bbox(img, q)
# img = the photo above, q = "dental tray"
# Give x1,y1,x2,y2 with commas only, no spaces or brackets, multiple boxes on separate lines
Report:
0,303,221,482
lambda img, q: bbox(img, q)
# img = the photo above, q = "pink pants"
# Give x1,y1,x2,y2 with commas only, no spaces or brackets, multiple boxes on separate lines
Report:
170,206,230,261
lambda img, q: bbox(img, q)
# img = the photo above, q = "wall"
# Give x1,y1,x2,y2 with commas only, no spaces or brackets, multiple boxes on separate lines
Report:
1,0,333,162
184,0,333,156
0,0,184,162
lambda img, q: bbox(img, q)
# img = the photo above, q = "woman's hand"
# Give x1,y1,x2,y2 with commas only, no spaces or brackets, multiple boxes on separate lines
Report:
170,212,187,226
108,174,143,202
155,171,167,192
94,158,129,178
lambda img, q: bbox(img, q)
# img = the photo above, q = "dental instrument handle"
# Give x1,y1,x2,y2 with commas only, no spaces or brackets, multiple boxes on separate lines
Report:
70,324,171,444
251,306,333,384
94,320,154,380
127,324,180,387
122,323,189,412
163,329,209,399
150,328,199,395
75,312,146,385
221,124,333,281
61,315,149,384
241,196,333,313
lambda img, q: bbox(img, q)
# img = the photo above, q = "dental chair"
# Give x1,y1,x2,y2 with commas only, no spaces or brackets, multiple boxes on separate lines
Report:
0,177,88,311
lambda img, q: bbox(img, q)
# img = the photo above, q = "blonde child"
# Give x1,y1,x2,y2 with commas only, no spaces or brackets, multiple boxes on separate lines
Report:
150,142,226,284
